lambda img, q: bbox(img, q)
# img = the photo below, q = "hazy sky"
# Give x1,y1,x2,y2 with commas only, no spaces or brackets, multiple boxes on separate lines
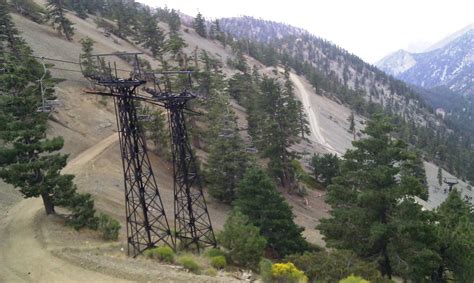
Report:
137,0,473,63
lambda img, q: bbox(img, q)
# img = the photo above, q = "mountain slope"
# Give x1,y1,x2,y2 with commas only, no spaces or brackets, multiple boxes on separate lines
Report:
220,16,433,126
217,16,474,190
377,25,474,96
1,6,337,281
2,3,474,281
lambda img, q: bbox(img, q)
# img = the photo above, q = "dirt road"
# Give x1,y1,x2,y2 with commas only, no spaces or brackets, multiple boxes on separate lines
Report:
289,72,340,156
0,133,124,283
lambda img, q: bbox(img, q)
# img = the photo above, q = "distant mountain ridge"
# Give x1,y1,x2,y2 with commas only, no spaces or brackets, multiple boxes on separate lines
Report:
425,23,474,52
376,24,474,96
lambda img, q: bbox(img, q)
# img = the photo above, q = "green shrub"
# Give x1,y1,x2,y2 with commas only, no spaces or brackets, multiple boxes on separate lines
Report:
271,262,308,283
143,249,154,258
98,213,121,240
339,275,370,283
286,250,385,282
210,255,227,269
259,258,273,283
144,246,175,263
218,211,266,268
204,248,226,258
67,193,99,231
178,256,201,274
205,267,218,277
155,246,174,263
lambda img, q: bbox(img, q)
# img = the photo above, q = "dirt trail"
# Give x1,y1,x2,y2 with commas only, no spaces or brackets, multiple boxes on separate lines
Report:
289,72,340,156
0,133,124,283
63,134,119,174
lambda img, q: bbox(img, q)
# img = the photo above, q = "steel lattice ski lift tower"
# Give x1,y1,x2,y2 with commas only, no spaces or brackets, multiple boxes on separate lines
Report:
143,71,216,252
443,177,459,192
80,52,173,257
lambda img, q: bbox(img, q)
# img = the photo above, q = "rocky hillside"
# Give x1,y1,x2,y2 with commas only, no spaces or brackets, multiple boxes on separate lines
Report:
217,17,474,184
377,24,474,96
219,17,433,126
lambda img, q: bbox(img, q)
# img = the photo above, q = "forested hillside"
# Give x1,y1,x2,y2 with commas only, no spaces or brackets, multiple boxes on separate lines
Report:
219,16,474,182
1,0,473,282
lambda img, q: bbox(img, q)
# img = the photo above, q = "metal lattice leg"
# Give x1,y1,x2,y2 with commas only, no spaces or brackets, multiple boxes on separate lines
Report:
114,87,173,257
168,103,216,251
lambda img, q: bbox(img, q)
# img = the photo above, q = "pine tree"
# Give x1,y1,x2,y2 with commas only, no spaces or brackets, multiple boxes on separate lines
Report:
401,150,428,195
109,0,135,38
348,112,355,135
166,33,187,66
205,108,248,203
311,153,340,186
318,115,433,279
47,0,74,41
227,72,254,105
0,9,96,228
249,72,309,190
167,8,181,34
437,166,443,187
431,190,474,282
235,165,308,257
135,10,165,59
0,0,23,52
141,109,170,159
209,19,221,40
193,12,207,38
79,37,96,77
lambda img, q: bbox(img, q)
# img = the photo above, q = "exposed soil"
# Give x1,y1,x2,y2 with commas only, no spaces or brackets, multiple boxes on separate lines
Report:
0,135,127,282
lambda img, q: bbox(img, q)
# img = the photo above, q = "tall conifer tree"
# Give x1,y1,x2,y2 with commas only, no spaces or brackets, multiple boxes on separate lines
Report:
432,190,474,282
47,0,74,41
248,69,309,190
318,115,435,279
193,12,207,38
135,10,165,59
0,4,96,228
235,165,308,257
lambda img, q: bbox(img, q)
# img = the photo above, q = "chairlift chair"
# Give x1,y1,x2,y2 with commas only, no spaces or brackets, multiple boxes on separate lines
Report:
137,114,154,122
45,99,60,106
245,147,258,154
36,105,53,113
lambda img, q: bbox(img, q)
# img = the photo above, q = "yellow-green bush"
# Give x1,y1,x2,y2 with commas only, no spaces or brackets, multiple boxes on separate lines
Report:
339,275,370,283
178,255,201,274
271,262,308,283
143,246,175,263
210,255,227,269
204,248,227,258
205,267,218,277
97,213,121,241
